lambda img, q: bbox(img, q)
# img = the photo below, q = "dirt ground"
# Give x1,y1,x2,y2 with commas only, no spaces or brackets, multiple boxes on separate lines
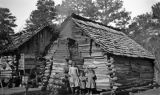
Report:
0,87,41,95
134,87,160,95
1,87,160,95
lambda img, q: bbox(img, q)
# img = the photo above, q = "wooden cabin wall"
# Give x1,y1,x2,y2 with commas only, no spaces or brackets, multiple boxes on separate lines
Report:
18,28,53,69
60,20,73,39
112,55,154,86
72,22,154,89
154,66,160,84
19,29,52,55
78,40,110,89
71,24,111,89
62,20,154,89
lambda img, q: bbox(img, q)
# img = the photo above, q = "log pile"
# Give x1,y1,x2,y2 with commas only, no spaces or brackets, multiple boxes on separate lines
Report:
42,39,69,93
42,41,57,80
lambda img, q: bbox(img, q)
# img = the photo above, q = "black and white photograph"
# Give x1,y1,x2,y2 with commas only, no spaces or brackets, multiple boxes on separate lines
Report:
0,0,160,95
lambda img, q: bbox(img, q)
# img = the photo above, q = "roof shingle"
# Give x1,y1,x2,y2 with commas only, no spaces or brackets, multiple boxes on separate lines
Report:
71,15,155,59
0,25,49,54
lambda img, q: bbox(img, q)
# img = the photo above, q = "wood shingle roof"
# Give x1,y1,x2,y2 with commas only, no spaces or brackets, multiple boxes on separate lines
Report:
71,14,155,59
0,25,50,54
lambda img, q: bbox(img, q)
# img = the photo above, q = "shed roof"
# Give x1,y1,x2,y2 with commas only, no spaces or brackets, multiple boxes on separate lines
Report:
70,14,155,59
0,25,51,54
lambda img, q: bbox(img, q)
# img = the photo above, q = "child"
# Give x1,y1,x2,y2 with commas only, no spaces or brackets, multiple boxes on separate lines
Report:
63,72,70,93
79,70,86,95
86,68,96,95
68,61,80,95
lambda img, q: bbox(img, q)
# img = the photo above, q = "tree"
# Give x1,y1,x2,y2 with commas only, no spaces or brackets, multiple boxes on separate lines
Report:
96,0,131,29
127,3,160,70
56,0,131,29
127,12,160,52
127,13,153,41
152,2,160,19
25,0,57,30
0,8,17,35
0,8,17,50
127,2,160,46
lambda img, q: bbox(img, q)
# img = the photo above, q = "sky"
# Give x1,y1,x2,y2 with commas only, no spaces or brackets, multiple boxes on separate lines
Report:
0,0,160,32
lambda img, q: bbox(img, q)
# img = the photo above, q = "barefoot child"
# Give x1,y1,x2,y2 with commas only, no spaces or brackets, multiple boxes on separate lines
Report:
86,68,96,95
79,70,86,95
68,61,80,95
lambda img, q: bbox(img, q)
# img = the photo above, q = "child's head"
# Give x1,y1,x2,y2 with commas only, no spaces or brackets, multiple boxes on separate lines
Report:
71,61,76,67
80,70,85,76
68,59,72,65
89,68,94,74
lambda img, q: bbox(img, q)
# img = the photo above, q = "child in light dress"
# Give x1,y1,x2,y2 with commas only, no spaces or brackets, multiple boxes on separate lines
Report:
68,61,80,95
86,68,96,95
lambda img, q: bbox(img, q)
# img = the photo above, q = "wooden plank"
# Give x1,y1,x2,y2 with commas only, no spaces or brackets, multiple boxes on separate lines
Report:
140,65,154,72
81,52,103,57
79,46,101,51
91,52,103,57
140,73,154,79
81,52,91,57
79,45,101,50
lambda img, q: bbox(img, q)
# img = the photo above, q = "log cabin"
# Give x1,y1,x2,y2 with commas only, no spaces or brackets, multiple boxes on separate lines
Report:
44,13,156,91
0,25,57,74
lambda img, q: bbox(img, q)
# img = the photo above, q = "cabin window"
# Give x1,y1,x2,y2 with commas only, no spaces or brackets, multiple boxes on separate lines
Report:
67,38,76,47
67,38,79,59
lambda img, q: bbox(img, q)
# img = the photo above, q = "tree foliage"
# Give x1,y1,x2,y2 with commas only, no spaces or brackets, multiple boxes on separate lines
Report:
56,0,131,29
25,0,57,30
127,13,156,43
0,8,17,50
0,8,17,35
128,2,160,67
128,13,160,51
152,2,160,19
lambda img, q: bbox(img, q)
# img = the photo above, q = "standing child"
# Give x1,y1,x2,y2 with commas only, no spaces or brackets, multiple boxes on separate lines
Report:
63,72,70,93
68,61,80,95
79,70,86,95
86,68,96,95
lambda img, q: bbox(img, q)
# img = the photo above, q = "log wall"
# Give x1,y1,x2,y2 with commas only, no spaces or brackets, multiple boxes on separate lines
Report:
45,20,155,91
72,29,111,89
18,28,53,69
71,21,154,90
112,55,154,86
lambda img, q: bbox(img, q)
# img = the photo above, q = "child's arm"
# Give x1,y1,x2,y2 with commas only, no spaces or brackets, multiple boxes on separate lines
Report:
93,74,97,80
81,76,86,81
68,67,71,76
76,68,79,76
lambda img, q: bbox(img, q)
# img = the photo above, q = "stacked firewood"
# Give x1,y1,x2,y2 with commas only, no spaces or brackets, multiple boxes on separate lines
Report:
106,57,118,94
41,41,58,90
42,60,53,90
42,39,69,94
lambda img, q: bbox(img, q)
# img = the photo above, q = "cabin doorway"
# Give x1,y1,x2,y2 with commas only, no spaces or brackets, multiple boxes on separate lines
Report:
67,38,84,68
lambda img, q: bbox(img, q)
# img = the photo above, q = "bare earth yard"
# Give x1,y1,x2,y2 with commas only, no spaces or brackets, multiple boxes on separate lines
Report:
134,88,160,95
